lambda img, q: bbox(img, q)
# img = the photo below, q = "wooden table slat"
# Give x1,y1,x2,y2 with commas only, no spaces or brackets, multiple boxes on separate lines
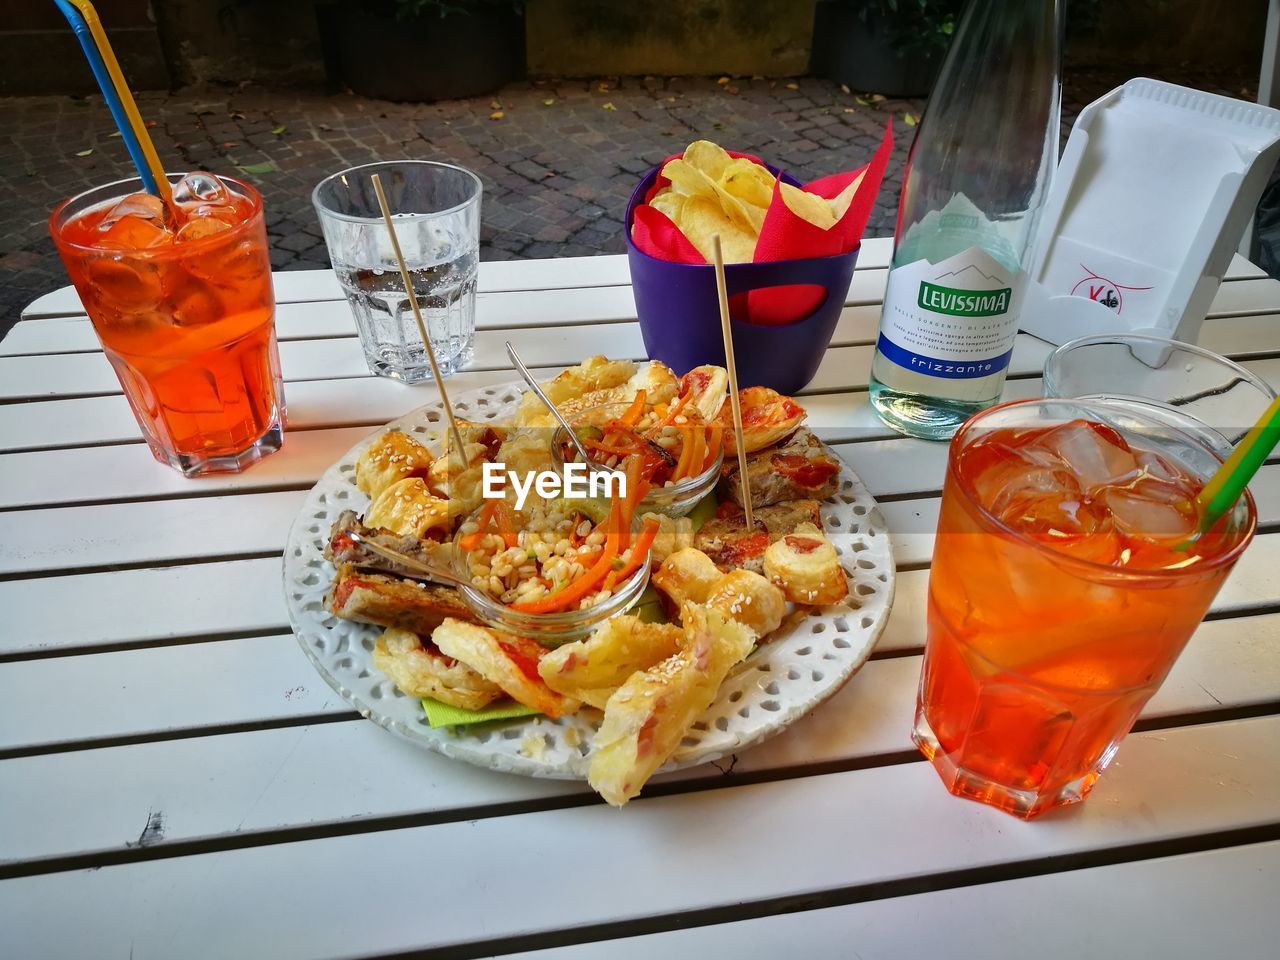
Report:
2,609,1280,865
3,716,1277,959
502,840,1280,960
5,519,1278,661
16,243,1263,322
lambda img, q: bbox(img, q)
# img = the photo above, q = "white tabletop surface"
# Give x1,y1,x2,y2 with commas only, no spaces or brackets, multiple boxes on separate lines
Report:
2,236,1279,958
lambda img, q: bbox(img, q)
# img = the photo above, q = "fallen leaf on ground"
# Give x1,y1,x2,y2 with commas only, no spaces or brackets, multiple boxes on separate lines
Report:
785,82,799,90
903,112,918,126
602,102,617,111
717,77,730,85
543,98,555,106
490,110,504,120
490,99,501,109
272,125,286,135
239,161,278,174
75,148,93,157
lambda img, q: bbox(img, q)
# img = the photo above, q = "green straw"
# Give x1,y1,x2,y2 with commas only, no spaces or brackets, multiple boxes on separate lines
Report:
1194,395,1280,534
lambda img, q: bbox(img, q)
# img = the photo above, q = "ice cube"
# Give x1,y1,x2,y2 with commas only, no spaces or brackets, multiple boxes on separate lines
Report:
176,215,234,244
963,441,1084,523
84,258,164,314
1097,479,1198,545
186,236,268,289
168,276,224,326
172,172,230,211
98,193,168,232
97,214,174,251
188,203,238,223
1028,420,1141,492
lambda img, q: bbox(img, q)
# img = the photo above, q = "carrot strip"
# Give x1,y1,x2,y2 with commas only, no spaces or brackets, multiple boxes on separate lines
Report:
458,501,497,551
622,456,649,540
493,501,520,549
586,439,642,457
510,544,615,613
671,426,697,482
646,390,691,436
702,422,724,470
513,501,621,614
619,389,647,426
682,428,704,482
605,518,660,589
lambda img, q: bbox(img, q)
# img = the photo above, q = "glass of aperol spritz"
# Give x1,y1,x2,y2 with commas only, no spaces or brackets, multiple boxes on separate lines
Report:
915,398,1255,819
49,173,284,477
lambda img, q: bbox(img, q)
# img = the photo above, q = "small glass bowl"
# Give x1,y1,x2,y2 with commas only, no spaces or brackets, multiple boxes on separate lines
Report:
451,503,652,646
550,402,723,518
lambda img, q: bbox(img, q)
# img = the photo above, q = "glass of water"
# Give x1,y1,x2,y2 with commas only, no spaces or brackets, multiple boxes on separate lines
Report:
313,161,480,383
1043,333,1276,457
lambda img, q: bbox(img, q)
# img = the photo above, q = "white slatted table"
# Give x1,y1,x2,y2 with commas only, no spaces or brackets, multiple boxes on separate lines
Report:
2,236,1278,958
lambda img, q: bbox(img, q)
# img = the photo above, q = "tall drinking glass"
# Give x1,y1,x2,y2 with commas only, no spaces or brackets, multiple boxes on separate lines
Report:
49,174,284,477
313,161,480,383
916,398,1255,819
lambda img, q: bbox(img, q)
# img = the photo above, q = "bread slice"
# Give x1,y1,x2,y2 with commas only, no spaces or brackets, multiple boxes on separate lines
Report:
325,563,476,635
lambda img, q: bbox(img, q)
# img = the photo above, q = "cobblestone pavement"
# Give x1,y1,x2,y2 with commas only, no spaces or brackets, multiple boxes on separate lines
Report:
0,66,1255,337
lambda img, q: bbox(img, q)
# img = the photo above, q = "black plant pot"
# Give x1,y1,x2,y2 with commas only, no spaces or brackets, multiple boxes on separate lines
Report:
316,4,525,102
810,2,943,98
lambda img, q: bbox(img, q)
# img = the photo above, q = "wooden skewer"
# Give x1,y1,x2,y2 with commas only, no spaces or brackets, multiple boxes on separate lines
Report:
369,172,468,467
711,234,754,531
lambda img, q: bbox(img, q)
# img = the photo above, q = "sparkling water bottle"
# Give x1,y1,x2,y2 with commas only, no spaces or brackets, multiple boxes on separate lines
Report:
869,0,1062,440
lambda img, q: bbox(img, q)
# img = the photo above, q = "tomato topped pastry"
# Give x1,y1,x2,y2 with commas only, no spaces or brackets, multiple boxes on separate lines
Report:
693,499,823,574
763,522,848,606
719,385,806,454
719,426,841,509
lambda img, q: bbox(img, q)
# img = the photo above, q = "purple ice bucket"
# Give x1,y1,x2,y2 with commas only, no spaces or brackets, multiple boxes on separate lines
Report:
625,165,859,395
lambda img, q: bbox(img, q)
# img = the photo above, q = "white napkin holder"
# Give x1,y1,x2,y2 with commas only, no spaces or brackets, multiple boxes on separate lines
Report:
1022,78,1280,346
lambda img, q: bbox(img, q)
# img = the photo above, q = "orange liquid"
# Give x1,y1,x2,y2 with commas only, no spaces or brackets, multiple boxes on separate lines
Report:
55,193,282,464
917,422,1247,818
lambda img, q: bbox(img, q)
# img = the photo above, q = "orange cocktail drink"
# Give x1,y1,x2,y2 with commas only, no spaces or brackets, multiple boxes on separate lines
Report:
914,399,1255,819
50,174,284,476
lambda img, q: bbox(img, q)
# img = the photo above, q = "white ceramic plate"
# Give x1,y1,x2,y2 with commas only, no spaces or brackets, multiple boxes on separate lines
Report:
284,381,896,779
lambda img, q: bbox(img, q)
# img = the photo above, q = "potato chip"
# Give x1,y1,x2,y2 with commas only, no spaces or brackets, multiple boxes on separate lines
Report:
677,196,757,263
779,182,837,230
684,139,732,180
719,158,774,210
663,158,762,236
649,187,686,223
828,171,866,221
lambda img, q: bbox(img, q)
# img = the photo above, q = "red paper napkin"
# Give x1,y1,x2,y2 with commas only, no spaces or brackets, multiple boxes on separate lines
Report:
632,121,895,326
